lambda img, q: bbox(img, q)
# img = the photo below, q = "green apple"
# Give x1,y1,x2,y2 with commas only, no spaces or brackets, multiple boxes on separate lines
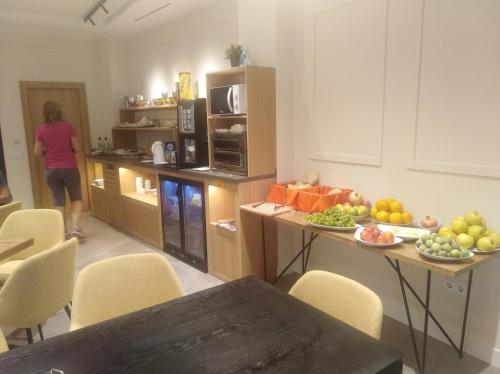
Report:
464,211,483,226
484,228,494,236
477,236,495,251
489,232,500,247
358,205,369,216
348,206,359,216
451,219,468,234
456,233,474,250
467,225,484,242
438,226,456,239
453,216,466,222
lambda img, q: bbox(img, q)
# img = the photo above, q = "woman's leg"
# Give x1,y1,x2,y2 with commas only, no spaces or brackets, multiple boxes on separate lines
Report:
45,169,67,232
62,168,83,236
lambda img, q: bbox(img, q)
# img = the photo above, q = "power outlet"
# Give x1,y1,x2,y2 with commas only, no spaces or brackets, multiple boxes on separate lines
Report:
444,279,467,295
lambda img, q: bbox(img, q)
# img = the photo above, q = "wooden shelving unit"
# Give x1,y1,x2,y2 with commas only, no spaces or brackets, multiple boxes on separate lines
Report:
206,65,276,177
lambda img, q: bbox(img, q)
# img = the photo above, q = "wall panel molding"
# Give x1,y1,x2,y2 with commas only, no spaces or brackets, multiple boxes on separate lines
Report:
310,0,388,167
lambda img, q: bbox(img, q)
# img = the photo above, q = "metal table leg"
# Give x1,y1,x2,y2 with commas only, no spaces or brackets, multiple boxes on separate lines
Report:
459,270,473,358
261,216,268,282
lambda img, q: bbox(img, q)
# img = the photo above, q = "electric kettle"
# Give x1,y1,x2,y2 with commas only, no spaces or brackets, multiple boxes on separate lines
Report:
151,141,167,164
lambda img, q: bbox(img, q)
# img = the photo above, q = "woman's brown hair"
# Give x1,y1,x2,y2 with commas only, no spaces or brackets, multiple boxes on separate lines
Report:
42,101,63,124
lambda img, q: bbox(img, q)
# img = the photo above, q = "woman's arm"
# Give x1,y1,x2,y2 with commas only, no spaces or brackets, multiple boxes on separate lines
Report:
34,141,44,157
71,137,80,154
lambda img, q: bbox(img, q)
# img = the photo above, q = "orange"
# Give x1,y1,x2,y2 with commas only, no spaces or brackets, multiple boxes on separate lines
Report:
370,207,378,219
389,212,403,224
376,210,390,223
389,200,403,213
376,199,389,212
402,211,413,224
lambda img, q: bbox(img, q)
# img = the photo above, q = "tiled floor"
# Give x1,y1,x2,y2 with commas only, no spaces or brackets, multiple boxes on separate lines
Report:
2,213,500,373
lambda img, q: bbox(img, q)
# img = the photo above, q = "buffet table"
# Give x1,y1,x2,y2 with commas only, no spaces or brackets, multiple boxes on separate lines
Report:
240,206,500,374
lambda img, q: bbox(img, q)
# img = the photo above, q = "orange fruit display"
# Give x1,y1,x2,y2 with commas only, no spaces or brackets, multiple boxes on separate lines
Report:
402,211,413,224
376,199,389,212
370,207,378,219
389,200,403,213
389,212,403,224
376,211,390,223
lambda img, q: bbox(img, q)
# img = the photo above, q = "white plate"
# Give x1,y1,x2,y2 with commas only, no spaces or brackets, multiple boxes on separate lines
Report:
305,222,361,231
374,220,414,227
470,247,500,255
354,228,403,247
416,247,474,261
377,224,430,241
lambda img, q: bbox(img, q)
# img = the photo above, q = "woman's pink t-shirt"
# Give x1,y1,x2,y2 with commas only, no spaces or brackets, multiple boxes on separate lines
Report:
35,121,78,169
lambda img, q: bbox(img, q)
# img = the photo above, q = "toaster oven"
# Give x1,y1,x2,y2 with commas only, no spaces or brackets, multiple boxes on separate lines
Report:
212,133,247,176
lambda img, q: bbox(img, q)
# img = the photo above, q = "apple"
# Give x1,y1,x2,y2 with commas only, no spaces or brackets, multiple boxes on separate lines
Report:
467,225,484,242
489,232,500,247
363,199,372,209
376,235,387,244
456,233,474,250
349,191,364,206
453,216,466,222
464,211,483,226
348,206,359,216
361,230,370,241
477,236,495,251
382,232,394,243
451,218,468,234
358,205,369,216
484,228,494,236
438,226,456,239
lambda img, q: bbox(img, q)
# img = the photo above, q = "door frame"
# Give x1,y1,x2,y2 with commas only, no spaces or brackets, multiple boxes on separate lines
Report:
19,81,92,208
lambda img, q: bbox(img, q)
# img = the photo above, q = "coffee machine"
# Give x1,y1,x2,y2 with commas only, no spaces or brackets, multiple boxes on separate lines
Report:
177,98,208,169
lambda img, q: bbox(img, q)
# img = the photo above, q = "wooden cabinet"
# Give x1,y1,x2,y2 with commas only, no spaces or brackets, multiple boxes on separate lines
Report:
120,196,162,247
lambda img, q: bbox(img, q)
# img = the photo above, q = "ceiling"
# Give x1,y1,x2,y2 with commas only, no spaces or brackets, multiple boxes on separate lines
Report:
0,0,220,36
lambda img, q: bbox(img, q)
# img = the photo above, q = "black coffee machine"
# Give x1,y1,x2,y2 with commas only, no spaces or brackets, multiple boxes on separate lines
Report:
177,98,209,169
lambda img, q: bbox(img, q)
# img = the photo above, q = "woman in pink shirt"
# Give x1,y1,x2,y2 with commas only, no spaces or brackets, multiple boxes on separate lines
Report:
34,101,84,238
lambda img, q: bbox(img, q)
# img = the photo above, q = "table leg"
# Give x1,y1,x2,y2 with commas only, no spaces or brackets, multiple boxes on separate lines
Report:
459,270,473,358
261,216,268,282
301,231,305,273
272,232,319,285
421,270,431,374
395,259,422,374
304,232,314,273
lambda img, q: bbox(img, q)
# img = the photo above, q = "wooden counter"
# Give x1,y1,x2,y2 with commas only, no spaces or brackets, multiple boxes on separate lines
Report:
86,155,277,282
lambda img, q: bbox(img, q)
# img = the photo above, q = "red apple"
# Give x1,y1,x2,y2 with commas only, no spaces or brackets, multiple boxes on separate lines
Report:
376,235,387,244
363,199,372,209
361,230,370,241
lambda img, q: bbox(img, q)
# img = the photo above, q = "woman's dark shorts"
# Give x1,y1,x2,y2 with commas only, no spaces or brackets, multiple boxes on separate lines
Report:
45,168,82,206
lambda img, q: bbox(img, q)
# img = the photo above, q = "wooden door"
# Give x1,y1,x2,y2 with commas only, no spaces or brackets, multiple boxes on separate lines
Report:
20,82,91,210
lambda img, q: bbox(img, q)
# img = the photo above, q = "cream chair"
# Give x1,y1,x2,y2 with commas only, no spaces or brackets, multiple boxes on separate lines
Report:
0,209,65,283
70,253,185,331
0,328,8,353
0,201,22,228
289,270,383,339
0,238,77,344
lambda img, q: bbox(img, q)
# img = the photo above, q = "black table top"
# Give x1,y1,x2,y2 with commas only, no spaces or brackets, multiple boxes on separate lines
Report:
0,277,403,374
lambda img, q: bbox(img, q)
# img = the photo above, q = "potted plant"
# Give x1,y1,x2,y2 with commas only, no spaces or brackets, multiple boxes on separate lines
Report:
225,44,246,67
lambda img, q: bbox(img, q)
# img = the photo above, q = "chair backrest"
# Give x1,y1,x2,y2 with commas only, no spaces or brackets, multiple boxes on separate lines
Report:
0,238,78,328
0,201,22,228
0,209,64,262
0,328,8,353
289,270,383,339
70,253,185,331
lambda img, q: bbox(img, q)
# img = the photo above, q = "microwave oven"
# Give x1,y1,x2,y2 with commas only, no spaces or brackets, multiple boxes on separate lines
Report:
209,84,246,115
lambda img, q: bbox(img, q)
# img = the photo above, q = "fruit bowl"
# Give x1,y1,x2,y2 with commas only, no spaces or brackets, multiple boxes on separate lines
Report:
418,218,441,233
351,213,370,222
354,227,403,247
470,247,500,255
416,246,474,262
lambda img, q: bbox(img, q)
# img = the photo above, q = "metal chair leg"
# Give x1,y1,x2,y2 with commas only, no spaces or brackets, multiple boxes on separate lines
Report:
37,324,44,341
26,328,33,344
64,304,72,319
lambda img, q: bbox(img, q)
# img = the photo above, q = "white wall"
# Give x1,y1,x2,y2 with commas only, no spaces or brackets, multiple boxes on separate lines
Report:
285,0,500,365
0,24,116,207
127,0,238,101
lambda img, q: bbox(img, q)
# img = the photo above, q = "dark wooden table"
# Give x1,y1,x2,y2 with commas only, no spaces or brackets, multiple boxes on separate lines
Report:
0,277,403,374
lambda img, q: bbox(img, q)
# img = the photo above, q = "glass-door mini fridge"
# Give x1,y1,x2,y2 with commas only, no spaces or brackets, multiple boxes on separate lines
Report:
160,176,207,272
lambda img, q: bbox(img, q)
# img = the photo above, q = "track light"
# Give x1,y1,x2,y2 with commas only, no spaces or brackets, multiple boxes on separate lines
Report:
83,0,109,26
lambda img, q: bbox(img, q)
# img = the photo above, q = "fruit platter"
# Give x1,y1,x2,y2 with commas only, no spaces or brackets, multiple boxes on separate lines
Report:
377,224,430,241
304,206,360,231
354,227,403,247
370,198,414,226
437,211,500,255
415,233,473,261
